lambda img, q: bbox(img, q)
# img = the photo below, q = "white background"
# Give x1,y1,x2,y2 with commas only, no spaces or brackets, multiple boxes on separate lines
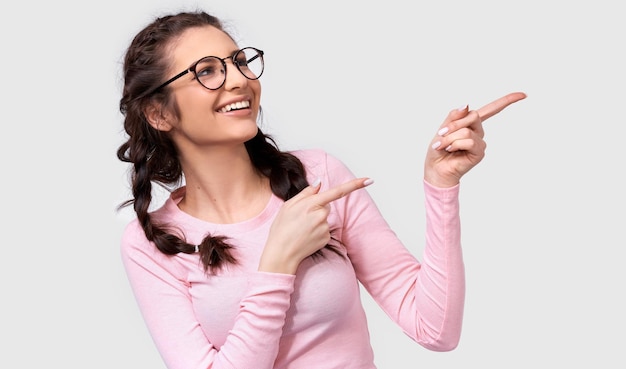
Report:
1,0,624,368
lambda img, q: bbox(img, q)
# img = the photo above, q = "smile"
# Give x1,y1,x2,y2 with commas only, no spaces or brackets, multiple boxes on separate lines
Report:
218,100,251,113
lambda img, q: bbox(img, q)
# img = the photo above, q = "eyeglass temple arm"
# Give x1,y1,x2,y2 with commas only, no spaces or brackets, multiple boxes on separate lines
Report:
152,69,191,93
245,51,263,64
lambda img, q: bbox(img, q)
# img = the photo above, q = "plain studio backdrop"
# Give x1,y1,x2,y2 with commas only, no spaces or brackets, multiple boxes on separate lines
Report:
1,0,623,368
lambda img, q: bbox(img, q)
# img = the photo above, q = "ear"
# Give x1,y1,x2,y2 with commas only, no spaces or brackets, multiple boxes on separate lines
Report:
143,102,173,132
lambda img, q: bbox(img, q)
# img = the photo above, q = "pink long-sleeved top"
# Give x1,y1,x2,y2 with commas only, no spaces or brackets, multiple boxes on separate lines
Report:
121,149,465,369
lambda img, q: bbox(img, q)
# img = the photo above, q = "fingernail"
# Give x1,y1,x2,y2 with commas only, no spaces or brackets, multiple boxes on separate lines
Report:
457,104,468,111
431,141,441,149
445,145,453,152
437,127,448,136
363,178,374,186
311,177,321,187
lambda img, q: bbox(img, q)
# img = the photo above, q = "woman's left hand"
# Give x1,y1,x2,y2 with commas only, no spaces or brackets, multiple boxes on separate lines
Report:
424,92,527,188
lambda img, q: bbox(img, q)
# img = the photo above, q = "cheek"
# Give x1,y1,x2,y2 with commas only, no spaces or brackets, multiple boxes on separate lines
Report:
178,93,217,120
251,81,262,105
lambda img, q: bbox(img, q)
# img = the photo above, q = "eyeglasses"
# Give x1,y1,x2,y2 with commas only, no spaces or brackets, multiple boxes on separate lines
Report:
150,47,264,93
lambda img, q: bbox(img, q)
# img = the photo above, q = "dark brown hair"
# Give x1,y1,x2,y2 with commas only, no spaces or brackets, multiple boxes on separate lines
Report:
117,10,339,273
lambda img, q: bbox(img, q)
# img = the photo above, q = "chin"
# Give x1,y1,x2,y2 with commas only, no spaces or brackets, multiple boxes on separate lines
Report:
236,120,260,141
244,126,261,141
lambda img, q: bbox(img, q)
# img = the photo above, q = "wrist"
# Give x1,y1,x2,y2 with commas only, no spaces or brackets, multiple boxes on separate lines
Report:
258,247,300,275
423,173,460,188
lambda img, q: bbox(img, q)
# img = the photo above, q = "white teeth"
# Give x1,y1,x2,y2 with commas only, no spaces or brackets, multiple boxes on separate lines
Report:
220,100,250,113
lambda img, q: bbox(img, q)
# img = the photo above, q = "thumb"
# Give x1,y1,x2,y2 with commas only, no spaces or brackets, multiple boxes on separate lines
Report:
443,104,469,125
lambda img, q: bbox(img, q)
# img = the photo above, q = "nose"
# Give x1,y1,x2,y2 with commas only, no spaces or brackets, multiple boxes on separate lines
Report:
222,59,248,90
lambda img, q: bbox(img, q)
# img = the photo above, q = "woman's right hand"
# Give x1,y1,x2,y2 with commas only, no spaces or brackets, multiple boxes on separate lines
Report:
259,177,372,274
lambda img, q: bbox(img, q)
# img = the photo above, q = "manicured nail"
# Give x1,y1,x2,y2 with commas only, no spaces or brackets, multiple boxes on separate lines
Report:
311,177,321,187
431,141,441,149
437,127,449,136
457,104,468,111
445,145,453,152
363,178,374,186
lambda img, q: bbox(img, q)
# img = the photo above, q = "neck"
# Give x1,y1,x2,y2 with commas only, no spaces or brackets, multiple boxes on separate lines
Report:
177,145,271,223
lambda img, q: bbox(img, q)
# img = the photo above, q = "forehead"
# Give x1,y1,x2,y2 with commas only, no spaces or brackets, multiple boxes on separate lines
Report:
168,25,238,69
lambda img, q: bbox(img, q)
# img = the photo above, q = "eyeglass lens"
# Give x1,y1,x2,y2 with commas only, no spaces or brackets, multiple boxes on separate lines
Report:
194,48,264,90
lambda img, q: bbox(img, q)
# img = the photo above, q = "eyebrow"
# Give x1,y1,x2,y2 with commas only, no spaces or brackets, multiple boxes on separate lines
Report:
182,49,239,71
226,49,239,59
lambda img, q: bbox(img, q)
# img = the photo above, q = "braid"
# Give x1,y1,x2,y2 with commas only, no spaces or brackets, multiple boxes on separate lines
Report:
246,130,344,260
245,129,309,200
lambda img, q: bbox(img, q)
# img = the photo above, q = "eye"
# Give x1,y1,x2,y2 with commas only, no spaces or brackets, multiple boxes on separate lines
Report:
196,65,216,77
195,57,223,79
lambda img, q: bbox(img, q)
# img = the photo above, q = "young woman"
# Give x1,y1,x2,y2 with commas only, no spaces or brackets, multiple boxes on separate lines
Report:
117,10,526,369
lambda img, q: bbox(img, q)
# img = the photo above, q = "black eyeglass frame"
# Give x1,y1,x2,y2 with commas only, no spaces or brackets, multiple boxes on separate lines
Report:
149,47,264,94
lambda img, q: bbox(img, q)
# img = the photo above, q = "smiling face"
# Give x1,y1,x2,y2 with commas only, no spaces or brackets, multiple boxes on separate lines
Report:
154,25,262,153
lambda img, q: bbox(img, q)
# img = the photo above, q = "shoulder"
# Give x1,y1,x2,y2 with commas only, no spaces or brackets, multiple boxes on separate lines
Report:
288,148,345,170
289,148,356,184
119,189,180,253
119,217,180,273
289,147,326,164
120,218,150,256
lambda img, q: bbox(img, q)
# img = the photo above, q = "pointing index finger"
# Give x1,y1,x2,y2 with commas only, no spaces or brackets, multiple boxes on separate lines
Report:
477,92,527,122
315,178,372,206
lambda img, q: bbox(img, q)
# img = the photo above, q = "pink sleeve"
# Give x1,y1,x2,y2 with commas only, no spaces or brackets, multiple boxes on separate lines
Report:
120,224,296,369
325,154,465,351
